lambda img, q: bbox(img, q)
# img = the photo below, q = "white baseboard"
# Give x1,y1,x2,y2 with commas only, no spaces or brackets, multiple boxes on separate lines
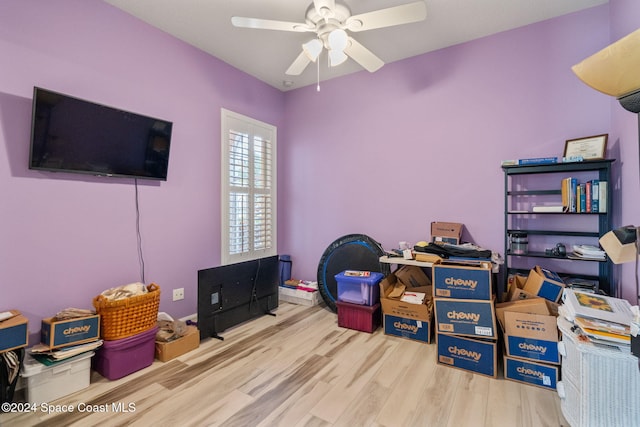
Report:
180,313,197,322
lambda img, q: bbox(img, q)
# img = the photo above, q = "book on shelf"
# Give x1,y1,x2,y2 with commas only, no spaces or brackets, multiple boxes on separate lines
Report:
560,177,607,213
579,183,586,213
562,289,634,326
517,156,558,165
532,205,565,213
591,179,600,212
599,181,607,212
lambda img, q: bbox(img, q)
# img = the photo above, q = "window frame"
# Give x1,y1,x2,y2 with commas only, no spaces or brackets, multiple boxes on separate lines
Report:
221,108,277,265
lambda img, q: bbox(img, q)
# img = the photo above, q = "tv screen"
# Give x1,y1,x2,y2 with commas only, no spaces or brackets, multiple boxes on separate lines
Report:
29,87,173,181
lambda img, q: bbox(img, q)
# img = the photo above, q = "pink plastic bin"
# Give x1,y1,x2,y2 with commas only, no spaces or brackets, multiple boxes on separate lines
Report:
93,327,157,380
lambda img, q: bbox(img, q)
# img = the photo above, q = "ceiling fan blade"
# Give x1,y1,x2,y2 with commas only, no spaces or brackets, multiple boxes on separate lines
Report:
231,16,314,32
344,37,384,72
345,1,427,32
285,51,312,75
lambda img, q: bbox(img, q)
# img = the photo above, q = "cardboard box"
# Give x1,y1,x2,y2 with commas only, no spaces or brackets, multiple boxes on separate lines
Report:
432,261,493,300
434,297,497,339
383,313,432,344
523,266,565,302
394,265,431,288
41,315,100,349
279,286,322,306
431,222,463,245
502,311,560,364
495,297,551,329
503,356,559,390
379,273,433,343
0,310,28,352
505,274,537,302
155,325,200,362
379,274,432,320
437,333,498,378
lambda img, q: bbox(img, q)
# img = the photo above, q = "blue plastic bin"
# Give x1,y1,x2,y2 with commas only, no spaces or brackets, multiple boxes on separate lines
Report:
335,270,384,306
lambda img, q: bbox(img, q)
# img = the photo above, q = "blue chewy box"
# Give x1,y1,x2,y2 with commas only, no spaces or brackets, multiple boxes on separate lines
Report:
335,270,383,306
434,297,497,339
432,262,493,300
437,333,497,378
0,312,29,352
41,315,100,349
383,314,432,343
504,356,559,390
523,266,565,302
503,310,560,364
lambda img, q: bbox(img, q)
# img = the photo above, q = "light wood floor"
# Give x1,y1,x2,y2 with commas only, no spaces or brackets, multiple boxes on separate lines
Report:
2,302,569,427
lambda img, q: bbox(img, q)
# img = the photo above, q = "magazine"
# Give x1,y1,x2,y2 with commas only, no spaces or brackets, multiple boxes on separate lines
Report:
562,289,633,326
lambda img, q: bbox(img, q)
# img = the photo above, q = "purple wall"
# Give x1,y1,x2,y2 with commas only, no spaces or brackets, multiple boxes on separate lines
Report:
0,0,284,337
1,0,638,342
609,0,640,302
280,5,617,285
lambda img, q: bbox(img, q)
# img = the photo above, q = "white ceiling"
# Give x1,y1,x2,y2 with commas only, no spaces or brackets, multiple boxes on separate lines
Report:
104,0,608,91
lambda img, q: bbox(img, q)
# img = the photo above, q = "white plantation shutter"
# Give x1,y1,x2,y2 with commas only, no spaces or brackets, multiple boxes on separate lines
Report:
221,109,277,264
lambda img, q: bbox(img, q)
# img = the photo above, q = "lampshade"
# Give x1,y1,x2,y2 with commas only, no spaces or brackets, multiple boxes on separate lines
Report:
572,28,640,99
302,38,322,62
329,49,348,66
599,225,639,264
328,29,348,51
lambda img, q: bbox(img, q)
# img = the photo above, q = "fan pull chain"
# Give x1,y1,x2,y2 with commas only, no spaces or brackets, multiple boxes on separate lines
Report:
316,55,320,92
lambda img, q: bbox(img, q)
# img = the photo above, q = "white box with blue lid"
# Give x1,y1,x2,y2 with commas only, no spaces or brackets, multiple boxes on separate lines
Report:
335,270,383,306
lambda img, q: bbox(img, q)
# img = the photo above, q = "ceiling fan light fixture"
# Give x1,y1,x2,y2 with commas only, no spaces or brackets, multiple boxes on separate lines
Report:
328,28,348,51
329,49,348,66
302,38,323,62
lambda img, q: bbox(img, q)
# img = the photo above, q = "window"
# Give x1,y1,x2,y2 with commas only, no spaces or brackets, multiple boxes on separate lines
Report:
221,109,277,265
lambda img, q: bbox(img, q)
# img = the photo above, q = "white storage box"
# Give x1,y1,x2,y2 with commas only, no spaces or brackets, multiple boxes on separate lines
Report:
278,286,322,306
21,351,94,404
557,317,640,427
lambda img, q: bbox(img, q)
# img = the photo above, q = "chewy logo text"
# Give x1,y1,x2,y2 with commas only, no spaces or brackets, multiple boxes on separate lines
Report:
518,342,547,354
448,346,482,361
444,277,477,289
394,322,419,333
516,366,545,379
64,325,91,335
447,311,480,322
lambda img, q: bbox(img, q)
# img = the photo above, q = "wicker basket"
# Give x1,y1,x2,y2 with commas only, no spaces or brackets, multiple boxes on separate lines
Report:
93,283,161,341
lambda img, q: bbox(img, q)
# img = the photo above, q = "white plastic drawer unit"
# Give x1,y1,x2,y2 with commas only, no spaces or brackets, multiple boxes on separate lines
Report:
557,317,640,427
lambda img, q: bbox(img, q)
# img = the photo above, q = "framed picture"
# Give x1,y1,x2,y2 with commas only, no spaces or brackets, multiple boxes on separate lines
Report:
563,134,608,160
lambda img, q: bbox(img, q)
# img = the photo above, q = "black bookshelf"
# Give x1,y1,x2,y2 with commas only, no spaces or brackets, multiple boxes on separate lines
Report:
502,159,615,296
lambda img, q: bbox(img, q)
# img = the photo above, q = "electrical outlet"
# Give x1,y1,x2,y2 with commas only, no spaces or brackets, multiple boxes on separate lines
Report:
172,288,184,301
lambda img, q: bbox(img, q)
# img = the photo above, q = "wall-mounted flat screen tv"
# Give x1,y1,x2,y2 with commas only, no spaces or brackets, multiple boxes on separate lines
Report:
29,87,173,181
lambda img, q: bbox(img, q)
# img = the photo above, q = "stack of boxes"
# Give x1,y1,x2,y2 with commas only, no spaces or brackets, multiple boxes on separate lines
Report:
433,260,499,378
335,270,384,333
497,265,564,390
21,311,101,404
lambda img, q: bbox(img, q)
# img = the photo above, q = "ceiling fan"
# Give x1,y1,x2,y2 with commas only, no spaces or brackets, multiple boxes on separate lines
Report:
231,0,427,76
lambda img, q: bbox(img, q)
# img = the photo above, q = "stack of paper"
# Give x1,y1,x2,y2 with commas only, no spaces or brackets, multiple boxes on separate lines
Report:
570,244,606,261
30,340,103,363
562,289,632,348
400,291,426,304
